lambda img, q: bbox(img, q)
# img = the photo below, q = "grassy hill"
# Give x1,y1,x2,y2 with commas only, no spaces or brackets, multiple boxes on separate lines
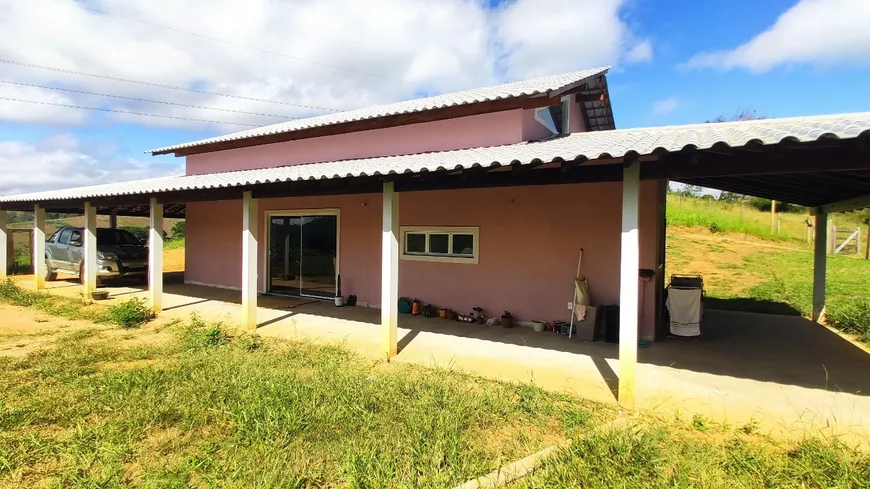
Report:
667,195,870,345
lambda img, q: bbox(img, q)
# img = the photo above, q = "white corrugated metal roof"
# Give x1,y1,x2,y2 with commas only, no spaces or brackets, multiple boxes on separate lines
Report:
4,112,870,204
147,67,610,154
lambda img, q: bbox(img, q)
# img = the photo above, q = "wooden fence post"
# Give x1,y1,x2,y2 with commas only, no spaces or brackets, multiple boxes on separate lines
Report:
865,223,870,260
771,200,778,233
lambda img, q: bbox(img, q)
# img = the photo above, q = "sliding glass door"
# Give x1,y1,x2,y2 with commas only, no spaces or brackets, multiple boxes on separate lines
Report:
268,213,338,298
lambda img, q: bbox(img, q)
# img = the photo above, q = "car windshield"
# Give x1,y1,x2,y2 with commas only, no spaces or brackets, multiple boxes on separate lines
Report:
97,229,141,245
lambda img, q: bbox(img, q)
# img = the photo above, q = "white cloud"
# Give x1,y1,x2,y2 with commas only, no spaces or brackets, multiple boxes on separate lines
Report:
683,0,870,72
0,0,650,130
652,96,679,116
0,134,181,196
625,39,653,64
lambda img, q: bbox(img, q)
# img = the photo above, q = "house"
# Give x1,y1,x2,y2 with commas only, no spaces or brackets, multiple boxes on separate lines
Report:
2,66,870,406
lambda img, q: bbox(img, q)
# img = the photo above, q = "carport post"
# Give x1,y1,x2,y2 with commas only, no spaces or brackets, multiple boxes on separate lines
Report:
618,159,640,408
83,202,98,295
241,191,258,329
33,204,46,290
381,181,399,359
148,198,164,314
0,210,7,280
812,211,827,321
109,208,118,229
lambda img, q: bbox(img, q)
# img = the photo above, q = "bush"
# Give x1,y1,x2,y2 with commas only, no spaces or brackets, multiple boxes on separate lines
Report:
103,298,153,328
179,314,229,349
170,221,185,239
120,225,148,240
826,301,870,343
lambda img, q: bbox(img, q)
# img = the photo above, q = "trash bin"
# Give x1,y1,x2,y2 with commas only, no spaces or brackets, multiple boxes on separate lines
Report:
601,305,620,344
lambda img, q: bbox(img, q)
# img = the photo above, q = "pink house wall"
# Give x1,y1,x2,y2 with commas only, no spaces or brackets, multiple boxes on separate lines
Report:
184,180,663,340
186,100,588,175
186,109,525,175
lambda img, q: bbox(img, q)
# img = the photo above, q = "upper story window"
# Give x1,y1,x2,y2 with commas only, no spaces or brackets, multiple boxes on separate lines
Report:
400,226,479,264
534,96,571,136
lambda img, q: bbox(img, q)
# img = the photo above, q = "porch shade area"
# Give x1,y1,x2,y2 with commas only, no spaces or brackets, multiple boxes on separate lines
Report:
2,112,870,407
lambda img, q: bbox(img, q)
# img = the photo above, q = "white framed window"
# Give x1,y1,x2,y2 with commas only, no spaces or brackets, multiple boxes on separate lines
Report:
400,226,479,264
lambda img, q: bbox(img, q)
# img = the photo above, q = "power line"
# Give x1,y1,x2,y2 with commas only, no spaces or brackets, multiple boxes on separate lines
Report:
47,0,425,90
0,96,260,126
0,80,293,119
0,58,341,112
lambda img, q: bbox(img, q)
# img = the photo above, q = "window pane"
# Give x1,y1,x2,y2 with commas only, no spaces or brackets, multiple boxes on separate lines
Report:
406,233,426,253
452,234,474,255
429,234,449,254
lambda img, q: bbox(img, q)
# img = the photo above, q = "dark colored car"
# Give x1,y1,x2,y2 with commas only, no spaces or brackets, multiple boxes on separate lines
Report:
45,227,148,285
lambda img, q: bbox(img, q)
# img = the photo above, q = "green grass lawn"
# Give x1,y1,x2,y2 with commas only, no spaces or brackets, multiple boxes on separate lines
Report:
2,294,868,487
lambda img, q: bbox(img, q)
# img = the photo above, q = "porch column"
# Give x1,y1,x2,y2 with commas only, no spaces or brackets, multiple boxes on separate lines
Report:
381,181,399,359
812,211,827,321
242,191,259,329
149,198,164,314
83,202,98,295
33,204,46,290
109,208,118,229
0,210,7,281
618,160,640,407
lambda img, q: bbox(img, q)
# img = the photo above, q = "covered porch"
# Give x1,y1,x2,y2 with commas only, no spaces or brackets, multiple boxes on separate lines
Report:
2,113,870,411
15,274,870,440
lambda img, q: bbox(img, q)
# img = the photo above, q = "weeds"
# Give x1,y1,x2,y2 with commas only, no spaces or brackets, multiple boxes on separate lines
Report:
0,280,153,329
100,298,153,328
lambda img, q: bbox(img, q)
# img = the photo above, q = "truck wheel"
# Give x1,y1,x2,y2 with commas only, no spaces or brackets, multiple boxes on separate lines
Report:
45,259,57,281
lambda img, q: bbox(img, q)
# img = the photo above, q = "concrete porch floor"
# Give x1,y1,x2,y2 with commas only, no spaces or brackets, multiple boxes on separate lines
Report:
17,274,870,441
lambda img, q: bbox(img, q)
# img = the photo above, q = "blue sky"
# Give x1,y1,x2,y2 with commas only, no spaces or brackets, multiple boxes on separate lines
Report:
0,0,868,195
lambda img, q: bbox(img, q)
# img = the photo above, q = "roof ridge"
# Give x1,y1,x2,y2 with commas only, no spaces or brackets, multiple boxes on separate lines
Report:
147,66,611,154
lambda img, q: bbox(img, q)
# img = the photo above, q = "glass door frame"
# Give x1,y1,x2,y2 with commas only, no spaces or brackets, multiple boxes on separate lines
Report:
263,208,340,299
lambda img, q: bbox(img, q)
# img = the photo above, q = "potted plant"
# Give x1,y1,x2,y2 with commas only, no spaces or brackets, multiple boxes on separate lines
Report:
501,311,514,328
472,306,486,324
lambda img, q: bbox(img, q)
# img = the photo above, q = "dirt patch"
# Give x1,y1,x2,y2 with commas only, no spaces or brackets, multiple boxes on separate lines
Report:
667,228,783,296
164,247,185,273
0,304,106,357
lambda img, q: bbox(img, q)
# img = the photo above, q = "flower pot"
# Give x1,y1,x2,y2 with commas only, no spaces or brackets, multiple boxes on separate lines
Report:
501,316,513,328
334,296,344,307
532,320,547,332
91,290,109,301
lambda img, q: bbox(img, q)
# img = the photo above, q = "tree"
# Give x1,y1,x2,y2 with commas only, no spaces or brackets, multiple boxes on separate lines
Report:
719,191,745,203
706,110,765,123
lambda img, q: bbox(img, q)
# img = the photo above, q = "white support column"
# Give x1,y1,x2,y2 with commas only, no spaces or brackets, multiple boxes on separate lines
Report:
381,181,399,359
618,160,640,407
241,191,259,329
813,211,827,322
33,205,46,290
83,202,98,295
0,210,7,281
148,198,164,314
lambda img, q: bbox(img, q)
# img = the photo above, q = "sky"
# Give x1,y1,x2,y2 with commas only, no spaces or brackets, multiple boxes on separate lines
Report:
0,0,869,196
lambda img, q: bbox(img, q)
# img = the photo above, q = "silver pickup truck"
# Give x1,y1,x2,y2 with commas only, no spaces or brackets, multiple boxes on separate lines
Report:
45,227,149,285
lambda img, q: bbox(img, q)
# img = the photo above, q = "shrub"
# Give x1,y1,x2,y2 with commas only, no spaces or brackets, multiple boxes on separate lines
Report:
826,301,870,343
120,225,148,240
179,314,230,349
170,221,185,239
103,298,153,328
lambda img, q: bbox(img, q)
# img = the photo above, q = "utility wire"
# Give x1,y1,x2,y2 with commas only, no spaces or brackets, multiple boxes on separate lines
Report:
0,58,341,112
0,80,293,119
47,0,425,90
0,96,260,126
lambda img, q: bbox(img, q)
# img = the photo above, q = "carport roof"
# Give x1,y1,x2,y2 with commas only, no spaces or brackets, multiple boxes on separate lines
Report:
2,111,870,210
